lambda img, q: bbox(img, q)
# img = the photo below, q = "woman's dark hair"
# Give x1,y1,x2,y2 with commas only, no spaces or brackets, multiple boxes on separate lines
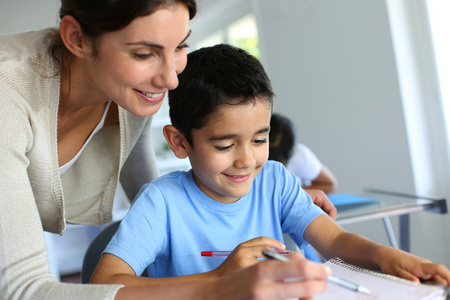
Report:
268,113,296,165
168,44,274,147
49,0,196,64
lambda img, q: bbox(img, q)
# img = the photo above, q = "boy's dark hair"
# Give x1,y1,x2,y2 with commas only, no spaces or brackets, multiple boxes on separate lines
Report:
268,113,296,165
168,43,274,147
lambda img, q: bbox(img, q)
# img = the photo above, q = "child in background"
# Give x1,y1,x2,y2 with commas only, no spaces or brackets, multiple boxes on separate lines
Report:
269,113,338,194
92,44,450,287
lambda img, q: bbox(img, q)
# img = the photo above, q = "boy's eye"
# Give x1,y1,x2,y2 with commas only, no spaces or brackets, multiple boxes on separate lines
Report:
215,145,233,151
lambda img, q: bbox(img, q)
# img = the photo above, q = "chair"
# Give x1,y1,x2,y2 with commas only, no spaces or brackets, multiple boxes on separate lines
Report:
81,220,149,283
81,221,121,283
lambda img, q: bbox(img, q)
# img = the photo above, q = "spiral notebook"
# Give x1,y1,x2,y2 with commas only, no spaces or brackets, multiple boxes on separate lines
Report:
315,258,447,300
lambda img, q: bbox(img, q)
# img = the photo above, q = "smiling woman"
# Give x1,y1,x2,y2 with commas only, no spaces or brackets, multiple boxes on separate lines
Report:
0,0,333,299
0,0,196,299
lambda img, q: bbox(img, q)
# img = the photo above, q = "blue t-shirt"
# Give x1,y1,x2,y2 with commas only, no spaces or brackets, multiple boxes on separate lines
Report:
104,160,325,278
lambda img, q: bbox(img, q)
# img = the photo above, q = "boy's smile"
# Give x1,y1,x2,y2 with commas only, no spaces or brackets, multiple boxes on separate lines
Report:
186,99,272,204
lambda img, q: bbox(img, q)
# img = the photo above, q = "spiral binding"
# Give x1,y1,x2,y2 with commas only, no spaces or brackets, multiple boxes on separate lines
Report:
328,257,443,292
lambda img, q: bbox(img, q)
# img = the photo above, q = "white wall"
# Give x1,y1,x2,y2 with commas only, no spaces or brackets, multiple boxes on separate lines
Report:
254,0,415,193
251,0,450,265
0,0,60,33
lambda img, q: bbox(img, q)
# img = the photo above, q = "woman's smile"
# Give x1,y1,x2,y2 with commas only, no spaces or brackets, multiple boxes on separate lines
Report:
133,89,166,104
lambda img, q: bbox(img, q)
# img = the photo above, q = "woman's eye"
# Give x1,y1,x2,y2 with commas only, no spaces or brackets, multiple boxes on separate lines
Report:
132,53,154,60
253,138,268,145
176,43,189,51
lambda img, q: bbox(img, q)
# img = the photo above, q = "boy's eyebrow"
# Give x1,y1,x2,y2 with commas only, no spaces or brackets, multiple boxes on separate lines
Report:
126,30,192,49
209,127,270,141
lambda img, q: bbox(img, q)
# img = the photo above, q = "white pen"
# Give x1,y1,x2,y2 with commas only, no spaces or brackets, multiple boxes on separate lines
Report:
262,249,372,295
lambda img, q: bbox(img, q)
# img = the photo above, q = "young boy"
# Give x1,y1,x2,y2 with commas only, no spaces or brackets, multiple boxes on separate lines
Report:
92,44,450,287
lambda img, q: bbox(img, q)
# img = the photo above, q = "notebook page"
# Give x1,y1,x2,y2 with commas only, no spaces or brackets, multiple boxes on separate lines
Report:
314,258,445,300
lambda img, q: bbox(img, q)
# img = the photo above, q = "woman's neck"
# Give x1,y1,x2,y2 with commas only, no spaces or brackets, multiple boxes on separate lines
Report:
59,56,109,113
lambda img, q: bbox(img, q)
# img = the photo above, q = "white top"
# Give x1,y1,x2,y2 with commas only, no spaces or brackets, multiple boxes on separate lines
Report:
59,100,112,175
286,144,322,186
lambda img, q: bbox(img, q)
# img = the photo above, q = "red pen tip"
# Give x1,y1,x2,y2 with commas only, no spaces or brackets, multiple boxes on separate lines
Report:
201,251,213,256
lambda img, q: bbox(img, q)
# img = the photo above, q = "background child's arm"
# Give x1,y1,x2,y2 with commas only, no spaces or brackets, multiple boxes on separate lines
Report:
91,236,285,286
305,215,450,285
304,189,337,220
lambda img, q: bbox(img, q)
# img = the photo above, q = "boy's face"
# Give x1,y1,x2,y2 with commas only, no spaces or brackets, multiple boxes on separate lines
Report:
187,98,272,204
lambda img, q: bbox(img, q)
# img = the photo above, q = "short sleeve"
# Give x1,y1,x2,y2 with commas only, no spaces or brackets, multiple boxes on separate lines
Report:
104,183,168,276
286,144,322,184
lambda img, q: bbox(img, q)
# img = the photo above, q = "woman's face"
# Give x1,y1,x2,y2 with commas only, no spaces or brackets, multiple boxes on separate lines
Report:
84,2,191,117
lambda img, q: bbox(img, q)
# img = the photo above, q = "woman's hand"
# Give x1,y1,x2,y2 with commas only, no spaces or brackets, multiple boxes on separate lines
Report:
115,252,331,300
212,252,331,300
211,236,287,277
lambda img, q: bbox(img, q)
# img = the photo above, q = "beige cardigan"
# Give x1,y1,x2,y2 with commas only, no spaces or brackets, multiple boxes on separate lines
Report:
0,29,159,299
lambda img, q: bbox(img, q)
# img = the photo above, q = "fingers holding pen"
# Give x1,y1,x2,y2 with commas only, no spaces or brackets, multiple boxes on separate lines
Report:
253,253,331,300
213,237,287,276
230,236,287,260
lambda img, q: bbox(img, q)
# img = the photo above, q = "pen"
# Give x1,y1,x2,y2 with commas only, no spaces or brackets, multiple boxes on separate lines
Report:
262,250,372,295
201,250,294,257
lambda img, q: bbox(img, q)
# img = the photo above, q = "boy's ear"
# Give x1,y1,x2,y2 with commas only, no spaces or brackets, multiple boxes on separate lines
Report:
59,15,92,58
163,125,189,159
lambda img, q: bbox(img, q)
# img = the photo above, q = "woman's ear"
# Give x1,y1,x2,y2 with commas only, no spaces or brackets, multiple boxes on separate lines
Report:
59,15,91,58
163,125,189,159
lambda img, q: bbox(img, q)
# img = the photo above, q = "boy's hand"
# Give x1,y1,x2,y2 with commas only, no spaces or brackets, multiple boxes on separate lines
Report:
378,247,450,285
211,236,286,277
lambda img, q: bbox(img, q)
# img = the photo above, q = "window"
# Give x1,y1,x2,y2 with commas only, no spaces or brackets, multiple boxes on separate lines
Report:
426,0,450,136
194,14,260,58
386,0,450,195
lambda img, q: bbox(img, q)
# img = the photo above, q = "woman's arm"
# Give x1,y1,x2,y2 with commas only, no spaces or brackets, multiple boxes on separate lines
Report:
120,115,161,202
0,93,123,299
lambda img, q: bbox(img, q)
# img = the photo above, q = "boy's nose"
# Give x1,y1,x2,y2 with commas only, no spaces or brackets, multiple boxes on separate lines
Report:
235,147,256,169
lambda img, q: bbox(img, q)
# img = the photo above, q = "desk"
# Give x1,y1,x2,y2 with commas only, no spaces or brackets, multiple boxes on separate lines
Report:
334,189,447,252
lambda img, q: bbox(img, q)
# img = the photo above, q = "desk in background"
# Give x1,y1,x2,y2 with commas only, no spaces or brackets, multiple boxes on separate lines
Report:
331,189,447,252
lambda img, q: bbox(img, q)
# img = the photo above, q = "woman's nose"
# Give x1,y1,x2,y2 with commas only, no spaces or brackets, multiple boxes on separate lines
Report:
153,57,180,90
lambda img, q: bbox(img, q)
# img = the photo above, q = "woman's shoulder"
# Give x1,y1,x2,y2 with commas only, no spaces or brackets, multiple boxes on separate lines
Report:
0,28,55,63
0,28,60,111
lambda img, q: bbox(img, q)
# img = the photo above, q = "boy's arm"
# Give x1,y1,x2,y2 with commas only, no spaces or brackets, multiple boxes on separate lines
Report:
305,215,450,285
91,236,287,286
91,253,214,286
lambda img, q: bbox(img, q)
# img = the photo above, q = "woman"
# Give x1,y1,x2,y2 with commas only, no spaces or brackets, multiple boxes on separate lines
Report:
0,0,330,299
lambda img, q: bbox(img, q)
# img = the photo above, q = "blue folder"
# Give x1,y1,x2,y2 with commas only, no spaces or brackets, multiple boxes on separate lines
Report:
328,194,378,207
